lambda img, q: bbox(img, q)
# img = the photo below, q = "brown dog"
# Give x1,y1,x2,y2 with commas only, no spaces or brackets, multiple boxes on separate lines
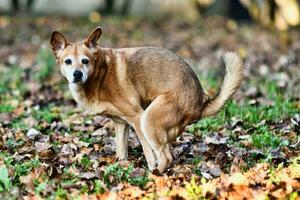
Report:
50,27,243,172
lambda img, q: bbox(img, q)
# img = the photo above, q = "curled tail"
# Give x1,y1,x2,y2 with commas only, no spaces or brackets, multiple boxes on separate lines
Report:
201,52,243,117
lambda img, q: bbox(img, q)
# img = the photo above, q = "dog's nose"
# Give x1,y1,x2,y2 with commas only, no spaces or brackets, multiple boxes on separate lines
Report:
73,70,83,82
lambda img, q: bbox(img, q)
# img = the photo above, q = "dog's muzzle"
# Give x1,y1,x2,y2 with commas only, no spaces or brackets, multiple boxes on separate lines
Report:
73,70,83,83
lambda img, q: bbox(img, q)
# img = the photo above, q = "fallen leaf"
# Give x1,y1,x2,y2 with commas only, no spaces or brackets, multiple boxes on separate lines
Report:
34,142,52,152
26,128,41,140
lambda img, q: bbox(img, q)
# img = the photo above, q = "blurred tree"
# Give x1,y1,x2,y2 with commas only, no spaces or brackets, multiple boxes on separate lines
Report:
10,0,35,14
11,0,19,13
194,0,216,16
228,0,251,21
195,0,300,30
239,0,300,30
99,0,133,15
195,0,250,20
103,0,115,14
121,0,133,15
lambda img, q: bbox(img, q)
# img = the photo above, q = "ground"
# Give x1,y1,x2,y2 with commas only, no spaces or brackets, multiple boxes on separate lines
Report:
0,15,299,199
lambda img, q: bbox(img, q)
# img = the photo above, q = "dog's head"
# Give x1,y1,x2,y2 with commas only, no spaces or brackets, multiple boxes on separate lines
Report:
50,27,102,84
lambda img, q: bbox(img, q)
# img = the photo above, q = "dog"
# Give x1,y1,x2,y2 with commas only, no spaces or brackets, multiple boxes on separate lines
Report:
50,27,243,173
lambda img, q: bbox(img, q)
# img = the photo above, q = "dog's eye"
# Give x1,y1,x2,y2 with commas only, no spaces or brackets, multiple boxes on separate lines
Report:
82,59,89,65
64,59,72,65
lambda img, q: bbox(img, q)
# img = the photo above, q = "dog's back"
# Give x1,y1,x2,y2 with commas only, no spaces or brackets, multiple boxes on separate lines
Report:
120,47,206,112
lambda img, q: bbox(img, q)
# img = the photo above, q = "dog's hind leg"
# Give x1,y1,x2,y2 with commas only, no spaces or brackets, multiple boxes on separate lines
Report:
126,115,157,171
140,94,183,173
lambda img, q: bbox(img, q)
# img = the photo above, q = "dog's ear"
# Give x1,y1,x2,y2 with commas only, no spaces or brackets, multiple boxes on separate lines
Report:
50,31,68,57
84,27,102,49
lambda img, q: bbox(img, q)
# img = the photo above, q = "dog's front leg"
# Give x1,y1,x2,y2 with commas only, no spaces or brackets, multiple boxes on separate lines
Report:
114,121,129,160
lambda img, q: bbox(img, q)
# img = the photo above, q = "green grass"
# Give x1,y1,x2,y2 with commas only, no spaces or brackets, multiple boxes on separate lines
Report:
61,166,79,184
10,117,28,130
103,163,150,188
185,177,204,200
34,182,48,196
92,180,105,194
54,187,68,200
4,138,24,149
32,105,61,124
13,159,41,182
0,166,11,192
191,74,298,126
34,48,56,82
188,73,300,168
189,73,300,155
251,128,281,149
3,104,62,131
0,153,41,187
0,104,15,113
0,47,55,102
190,97,298,132
189,98,298,152
0,65,24,95
189,156,203,165
80,155,92,170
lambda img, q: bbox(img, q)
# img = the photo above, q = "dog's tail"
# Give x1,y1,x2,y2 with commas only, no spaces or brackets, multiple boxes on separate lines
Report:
201,52,243,118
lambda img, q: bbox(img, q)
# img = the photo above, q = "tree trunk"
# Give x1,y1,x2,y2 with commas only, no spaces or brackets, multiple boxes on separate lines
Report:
11,0,19,13
104,0,115,14
121,0,133,15
26,0,36,12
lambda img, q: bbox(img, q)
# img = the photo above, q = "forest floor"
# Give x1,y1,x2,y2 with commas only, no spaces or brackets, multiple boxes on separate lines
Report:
0,15,300,199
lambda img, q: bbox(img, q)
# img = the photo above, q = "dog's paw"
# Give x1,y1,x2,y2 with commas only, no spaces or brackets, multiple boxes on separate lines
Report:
151,168,163,176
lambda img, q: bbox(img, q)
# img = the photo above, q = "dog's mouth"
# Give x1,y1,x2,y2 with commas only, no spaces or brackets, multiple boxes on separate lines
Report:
72,79,83,83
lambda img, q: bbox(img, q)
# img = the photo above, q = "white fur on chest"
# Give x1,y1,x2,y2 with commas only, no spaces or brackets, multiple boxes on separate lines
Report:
69,83,84,104
68,83,95,113
68,83,113,115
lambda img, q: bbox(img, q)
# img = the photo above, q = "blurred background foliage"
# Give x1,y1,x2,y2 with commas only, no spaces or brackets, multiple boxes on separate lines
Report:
197,0,300,31
1,0,299,31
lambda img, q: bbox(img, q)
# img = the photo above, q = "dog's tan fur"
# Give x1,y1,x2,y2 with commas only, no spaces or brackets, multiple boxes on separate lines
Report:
50,27,243,172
